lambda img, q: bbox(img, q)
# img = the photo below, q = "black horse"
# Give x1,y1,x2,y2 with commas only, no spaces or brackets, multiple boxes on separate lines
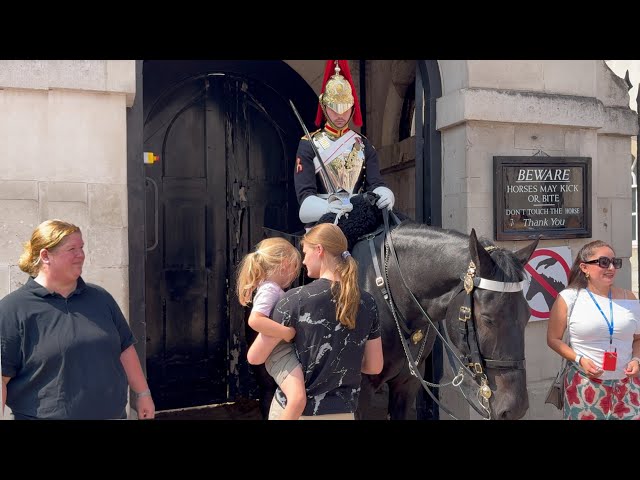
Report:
262,196,538,420
350,213,538,420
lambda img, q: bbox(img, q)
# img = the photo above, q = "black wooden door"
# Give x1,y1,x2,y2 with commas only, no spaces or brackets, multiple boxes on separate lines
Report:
144,71,303,410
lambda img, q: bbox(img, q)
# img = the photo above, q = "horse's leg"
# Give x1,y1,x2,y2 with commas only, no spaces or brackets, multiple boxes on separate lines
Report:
356,375,389,420
387,329,438,420
387,374,421,420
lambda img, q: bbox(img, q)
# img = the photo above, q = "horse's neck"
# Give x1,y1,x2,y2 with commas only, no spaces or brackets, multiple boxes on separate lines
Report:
383,230,468,314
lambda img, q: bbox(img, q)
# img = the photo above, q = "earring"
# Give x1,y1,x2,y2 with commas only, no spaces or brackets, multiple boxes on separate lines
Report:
585,272,590,279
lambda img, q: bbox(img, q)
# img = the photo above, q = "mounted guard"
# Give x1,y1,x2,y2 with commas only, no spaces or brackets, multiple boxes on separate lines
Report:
294,60,395,228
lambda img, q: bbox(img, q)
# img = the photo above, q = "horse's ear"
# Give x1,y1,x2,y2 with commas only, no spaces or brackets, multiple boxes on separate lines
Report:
514,236,540,266
469,228,494,276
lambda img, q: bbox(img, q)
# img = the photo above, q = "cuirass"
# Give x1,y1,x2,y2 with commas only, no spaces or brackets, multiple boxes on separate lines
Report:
311,130,365,195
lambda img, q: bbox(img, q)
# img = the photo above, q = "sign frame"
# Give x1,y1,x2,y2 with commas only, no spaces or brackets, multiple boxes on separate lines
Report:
493,156,592,241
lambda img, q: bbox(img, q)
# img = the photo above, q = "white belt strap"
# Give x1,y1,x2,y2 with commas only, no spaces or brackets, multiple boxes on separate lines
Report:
475,278,526,293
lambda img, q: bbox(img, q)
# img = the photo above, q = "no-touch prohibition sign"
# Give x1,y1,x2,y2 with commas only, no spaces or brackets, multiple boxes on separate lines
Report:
524,248,571,320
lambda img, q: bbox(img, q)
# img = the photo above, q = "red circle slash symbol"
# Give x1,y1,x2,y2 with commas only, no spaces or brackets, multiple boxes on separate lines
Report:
524,249,571,319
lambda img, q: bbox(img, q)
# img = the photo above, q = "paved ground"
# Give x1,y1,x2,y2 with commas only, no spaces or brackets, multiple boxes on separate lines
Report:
155,398,264,420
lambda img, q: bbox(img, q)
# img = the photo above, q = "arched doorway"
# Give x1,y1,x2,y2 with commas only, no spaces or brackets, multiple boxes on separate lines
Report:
416,60,442,228
140,60,315,410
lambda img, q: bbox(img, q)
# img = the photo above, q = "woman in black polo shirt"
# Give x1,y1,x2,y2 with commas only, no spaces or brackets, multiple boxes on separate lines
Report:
0,219,154,420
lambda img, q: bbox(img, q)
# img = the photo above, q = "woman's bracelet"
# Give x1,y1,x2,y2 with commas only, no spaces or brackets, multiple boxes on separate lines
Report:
135,388,152,399
574,354,583,366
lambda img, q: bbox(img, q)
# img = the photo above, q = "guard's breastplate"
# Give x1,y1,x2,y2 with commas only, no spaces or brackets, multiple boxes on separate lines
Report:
311,130,366,195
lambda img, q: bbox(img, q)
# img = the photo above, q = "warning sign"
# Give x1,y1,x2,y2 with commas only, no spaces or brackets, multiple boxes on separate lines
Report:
523,246,572,322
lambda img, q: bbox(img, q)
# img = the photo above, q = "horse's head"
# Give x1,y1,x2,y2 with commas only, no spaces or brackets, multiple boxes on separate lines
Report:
445,229,538,420
354,219,540,421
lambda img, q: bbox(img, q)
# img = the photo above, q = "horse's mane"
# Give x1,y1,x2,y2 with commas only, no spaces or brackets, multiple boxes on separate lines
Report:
318,196,526,283
393,222,526,283
483,243,527,282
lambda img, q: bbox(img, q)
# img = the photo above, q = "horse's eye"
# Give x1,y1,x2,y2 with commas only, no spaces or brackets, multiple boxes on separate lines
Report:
480,315,495,326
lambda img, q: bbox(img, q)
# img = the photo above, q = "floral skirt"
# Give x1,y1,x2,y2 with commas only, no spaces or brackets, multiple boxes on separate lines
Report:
563,365,640,420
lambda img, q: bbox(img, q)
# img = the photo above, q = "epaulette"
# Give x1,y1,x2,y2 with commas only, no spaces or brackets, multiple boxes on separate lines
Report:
355,131,373,148
356,131,369,141
301,129,321,141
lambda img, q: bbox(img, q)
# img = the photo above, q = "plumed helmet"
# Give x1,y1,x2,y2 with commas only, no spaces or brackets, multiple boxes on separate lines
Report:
315,60,363,127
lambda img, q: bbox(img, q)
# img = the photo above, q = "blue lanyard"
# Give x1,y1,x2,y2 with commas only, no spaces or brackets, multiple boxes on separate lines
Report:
586,288,614,345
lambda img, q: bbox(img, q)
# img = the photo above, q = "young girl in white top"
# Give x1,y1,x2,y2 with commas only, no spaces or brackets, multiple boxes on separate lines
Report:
236,237,305,420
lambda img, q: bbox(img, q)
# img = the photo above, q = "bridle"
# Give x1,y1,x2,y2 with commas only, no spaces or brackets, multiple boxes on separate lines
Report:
439,257,527,418
366,209,527,420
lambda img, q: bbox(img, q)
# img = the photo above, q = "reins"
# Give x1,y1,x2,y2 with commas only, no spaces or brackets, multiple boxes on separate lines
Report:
366,209,527,420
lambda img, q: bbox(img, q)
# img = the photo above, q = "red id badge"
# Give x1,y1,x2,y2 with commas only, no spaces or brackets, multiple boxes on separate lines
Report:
602,351,618,371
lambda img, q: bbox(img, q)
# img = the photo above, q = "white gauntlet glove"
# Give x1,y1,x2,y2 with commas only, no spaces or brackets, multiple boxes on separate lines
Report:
299,194,354,224
328,195,353,224
373,186,395,210
327,193,354,215
299,195,330,223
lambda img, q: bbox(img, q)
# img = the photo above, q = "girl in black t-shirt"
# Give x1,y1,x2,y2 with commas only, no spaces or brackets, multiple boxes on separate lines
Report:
270,223,383,419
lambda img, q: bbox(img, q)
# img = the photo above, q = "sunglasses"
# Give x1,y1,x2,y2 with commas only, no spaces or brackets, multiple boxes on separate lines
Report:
583,256,622,269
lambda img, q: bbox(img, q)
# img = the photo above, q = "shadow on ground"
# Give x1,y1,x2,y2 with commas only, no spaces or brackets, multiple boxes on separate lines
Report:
155,398,263,420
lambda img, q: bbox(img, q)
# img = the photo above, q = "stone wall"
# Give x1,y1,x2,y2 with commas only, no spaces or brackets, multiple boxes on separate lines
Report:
0,61,134,322
435,60,638,419
0,60,135,419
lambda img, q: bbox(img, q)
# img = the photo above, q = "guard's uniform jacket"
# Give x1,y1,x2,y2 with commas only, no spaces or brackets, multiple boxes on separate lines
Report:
294,124,386,207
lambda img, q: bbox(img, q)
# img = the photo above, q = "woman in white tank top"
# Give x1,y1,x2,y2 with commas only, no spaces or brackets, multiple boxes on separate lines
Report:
547,240,640,420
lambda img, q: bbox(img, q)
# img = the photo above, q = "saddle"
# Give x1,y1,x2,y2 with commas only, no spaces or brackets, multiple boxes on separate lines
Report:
317,192,382,250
